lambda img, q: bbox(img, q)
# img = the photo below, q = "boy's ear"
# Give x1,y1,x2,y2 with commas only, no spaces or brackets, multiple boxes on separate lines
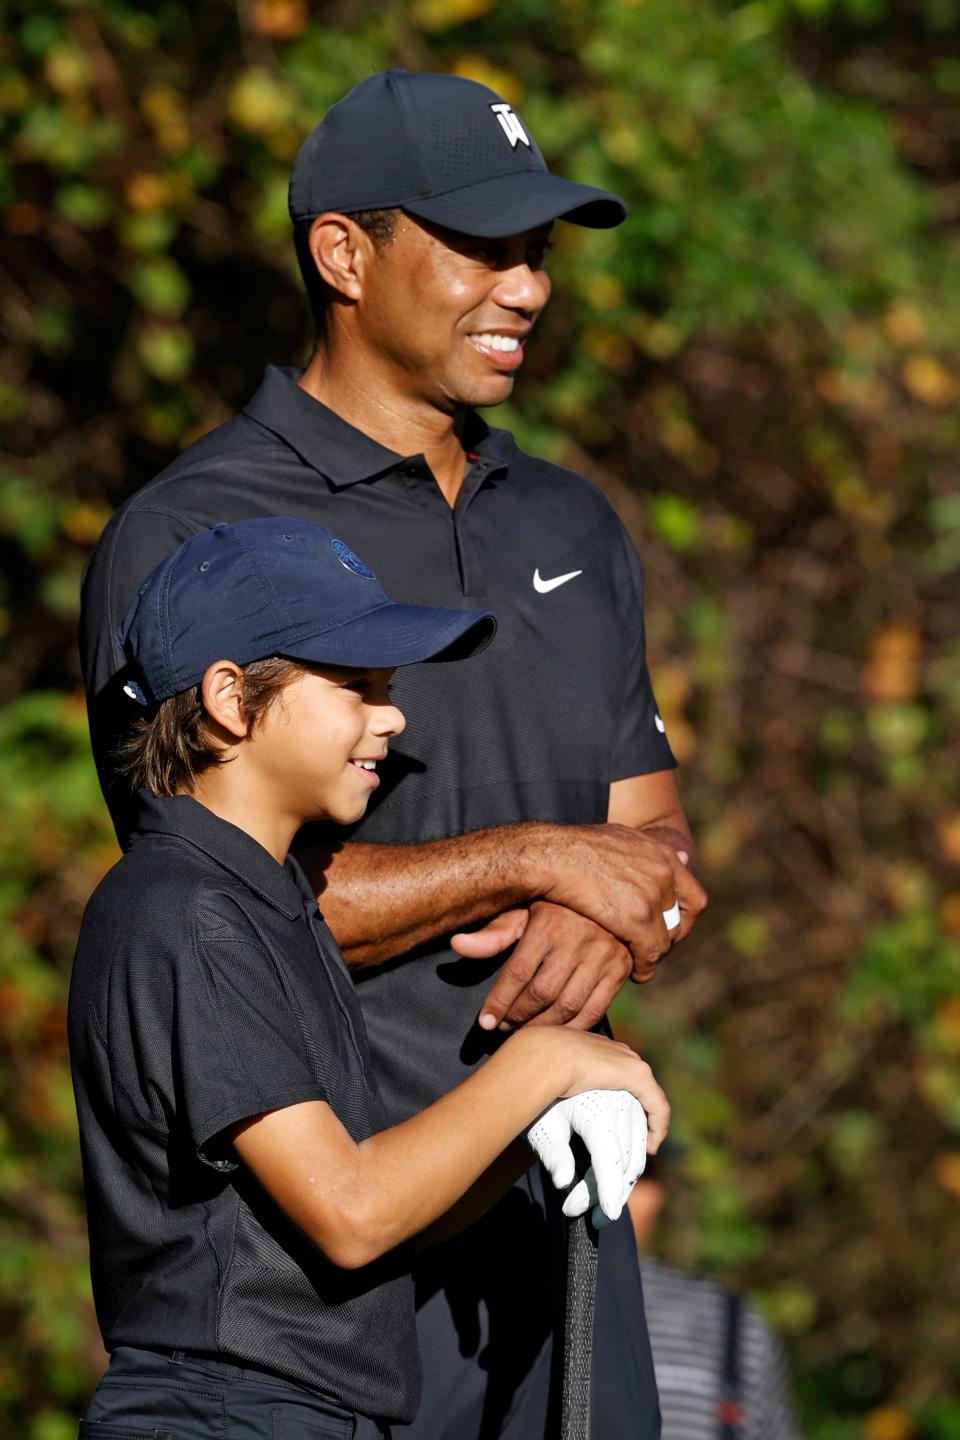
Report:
200,660,249,740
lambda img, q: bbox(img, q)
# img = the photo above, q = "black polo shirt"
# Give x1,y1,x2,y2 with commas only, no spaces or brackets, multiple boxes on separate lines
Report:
68,792,420,1423
81,364,675,1121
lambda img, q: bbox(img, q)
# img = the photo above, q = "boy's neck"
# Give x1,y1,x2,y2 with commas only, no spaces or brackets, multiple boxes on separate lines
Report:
180,773,297,866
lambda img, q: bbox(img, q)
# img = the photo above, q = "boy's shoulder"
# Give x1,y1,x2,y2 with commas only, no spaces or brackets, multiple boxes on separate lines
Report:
76,829,265,974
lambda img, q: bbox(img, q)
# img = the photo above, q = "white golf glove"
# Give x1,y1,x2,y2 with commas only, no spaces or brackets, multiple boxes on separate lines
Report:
526,1089,648,1228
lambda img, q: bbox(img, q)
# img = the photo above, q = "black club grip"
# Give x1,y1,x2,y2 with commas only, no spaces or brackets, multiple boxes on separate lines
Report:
560,1209,599,1440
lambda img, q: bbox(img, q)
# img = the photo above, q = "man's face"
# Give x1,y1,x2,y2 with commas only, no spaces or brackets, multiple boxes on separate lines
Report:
356,216,553,411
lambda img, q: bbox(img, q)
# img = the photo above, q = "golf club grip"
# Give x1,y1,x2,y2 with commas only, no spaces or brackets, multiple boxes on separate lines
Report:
560,1210,599,1440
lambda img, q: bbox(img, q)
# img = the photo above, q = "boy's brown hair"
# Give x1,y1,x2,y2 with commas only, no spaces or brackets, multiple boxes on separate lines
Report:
115,656,305,797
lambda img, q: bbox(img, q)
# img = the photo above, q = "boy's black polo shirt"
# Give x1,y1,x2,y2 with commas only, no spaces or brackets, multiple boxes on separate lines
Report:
68,792,420,1424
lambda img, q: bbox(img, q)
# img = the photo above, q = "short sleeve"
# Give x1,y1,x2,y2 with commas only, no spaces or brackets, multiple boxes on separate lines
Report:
177,889,329,1170
610,523,677,782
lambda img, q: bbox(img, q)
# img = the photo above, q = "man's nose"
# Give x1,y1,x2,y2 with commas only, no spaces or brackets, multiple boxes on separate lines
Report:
493,263,551,317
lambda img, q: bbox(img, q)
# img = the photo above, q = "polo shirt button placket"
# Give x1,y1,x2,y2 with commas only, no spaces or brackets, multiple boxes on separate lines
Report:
450,459,493,598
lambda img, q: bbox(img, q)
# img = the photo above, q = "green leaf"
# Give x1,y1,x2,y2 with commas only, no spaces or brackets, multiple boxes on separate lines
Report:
647,493,703,551
136,324,195,382
53,184,112,228
129,257,190,316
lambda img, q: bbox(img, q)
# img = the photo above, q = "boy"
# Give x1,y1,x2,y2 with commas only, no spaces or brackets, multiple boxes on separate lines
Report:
70,518,668,1439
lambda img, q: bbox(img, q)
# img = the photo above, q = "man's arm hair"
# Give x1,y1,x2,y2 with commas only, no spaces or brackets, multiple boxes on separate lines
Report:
299,824,546,968
299,811,706,972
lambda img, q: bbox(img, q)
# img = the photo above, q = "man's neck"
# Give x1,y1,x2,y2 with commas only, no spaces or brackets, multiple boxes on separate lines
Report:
299,345,468,507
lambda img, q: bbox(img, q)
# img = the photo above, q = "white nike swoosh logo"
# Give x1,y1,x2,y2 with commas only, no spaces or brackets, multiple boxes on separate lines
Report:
533,568,583,594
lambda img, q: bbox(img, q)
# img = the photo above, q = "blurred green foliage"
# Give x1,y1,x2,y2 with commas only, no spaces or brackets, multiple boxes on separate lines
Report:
2,0,960,1435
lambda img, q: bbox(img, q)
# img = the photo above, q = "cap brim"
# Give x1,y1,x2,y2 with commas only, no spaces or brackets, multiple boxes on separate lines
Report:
278,602,496,670
403,170,626,238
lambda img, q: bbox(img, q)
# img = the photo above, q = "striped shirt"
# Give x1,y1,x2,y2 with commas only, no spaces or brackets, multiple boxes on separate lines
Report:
640,1260,803,1440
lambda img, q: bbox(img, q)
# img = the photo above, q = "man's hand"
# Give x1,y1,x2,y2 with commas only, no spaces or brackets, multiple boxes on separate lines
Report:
527,1088,649,1226
453,903,635,1032
530,822,706,971
452,831,706,1032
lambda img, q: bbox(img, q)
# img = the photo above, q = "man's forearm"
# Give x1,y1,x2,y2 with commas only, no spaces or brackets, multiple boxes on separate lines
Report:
300,825,547,967
300,816,706,971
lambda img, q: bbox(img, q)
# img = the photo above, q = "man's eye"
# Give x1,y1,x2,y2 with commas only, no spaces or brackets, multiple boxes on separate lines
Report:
529,241,554,268
467,243,498,261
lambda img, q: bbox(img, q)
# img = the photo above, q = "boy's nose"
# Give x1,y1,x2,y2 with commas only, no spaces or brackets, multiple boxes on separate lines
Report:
376,703,406,738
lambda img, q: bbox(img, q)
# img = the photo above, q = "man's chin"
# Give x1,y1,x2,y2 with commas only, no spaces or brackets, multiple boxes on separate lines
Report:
452,376,516,410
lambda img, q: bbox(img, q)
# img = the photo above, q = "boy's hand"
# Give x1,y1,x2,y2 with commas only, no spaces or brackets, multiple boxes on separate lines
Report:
526,1088,648,1225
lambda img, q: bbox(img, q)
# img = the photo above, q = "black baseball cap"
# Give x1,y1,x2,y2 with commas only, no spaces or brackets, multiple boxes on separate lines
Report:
118,518,496,706
288,68,627,238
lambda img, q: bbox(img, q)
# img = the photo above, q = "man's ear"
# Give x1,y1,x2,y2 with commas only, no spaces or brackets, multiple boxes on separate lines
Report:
307,213,370,303
200,660,248,740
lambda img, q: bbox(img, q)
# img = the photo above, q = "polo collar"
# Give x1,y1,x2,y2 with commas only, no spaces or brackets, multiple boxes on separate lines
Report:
130,791,307,920
243,365,511,487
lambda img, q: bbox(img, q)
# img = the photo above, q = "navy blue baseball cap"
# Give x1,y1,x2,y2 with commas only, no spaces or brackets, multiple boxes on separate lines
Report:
288,68,627,238
118,518,496,706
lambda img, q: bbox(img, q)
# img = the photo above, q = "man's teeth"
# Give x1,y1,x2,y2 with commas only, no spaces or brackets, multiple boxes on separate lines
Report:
473,333,520,352
352,760,377,770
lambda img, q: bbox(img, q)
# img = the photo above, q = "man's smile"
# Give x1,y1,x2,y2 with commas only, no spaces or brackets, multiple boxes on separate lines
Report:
467,331,527,370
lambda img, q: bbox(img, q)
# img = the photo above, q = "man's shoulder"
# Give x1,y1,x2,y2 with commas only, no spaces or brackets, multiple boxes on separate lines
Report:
491,424,625,529
79,399,307,696
106,408,288,535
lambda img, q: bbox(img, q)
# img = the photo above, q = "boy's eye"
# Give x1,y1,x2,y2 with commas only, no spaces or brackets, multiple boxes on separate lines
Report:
342,674,394,701
336,674,370,696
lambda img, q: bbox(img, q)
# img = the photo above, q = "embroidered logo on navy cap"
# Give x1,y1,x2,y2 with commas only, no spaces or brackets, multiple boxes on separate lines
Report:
332,537,374,578
490,102,530,150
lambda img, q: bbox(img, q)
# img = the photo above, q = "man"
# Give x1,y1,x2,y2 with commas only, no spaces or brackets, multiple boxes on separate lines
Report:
80,69,707,1439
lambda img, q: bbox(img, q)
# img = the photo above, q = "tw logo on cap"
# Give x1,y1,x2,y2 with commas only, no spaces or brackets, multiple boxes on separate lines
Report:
490,102,530,150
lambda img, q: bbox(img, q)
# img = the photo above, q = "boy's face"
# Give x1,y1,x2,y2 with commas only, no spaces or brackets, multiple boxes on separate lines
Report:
252,664,404,826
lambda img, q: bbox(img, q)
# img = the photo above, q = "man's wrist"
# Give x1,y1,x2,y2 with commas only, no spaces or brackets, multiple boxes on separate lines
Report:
637,821,695,866
510,821,564,903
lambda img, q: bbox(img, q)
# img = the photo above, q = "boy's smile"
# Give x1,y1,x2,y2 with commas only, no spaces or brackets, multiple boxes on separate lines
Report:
348,755,382,782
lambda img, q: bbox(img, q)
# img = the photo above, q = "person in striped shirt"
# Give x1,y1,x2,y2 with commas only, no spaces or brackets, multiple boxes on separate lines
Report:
628,1158,803,1440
